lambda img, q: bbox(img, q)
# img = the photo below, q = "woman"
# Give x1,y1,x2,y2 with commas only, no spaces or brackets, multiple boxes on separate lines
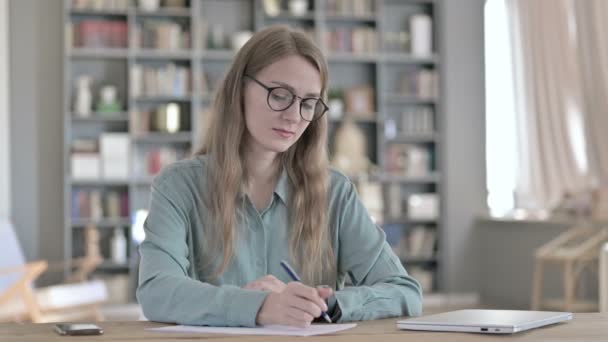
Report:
137,25,422,328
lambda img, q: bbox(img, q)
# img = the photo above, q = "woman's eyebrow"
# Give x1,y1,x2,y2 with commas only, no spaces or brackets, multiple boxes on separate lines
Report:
270,80,320,98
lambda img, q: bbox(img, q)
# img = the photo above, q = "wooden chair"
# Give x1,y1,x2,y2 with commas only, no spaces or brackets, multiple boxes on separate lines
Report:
0,220,108,323
531,223,608,312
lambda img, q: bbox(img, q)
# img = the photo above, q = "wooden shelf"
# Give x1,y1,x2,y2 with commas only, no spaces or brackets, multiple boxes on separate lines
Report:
69,9,128,17
386,133,439,143
69,179,129,186
327,53,378,63
133,95,192,102
381,53,438,64
71,217,131,227
134,49,192,60
325,14,377,23
385,94,437,105
201,50,235,60
265,13,315,21
135,8,192,18
68,48,129,59
71,112,129,122
329,115,378,124
131,132,191,143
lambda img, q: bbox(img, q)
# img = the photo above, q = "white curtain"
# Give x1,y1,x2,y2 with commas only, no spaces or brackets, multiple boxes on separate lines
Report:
574,0,608,187
506,0,599,212
0,0,10,219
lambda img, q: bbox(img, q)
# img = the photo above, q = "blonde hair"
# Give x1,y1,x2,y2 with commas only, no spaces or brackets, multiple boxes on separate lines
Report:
196,26,335,285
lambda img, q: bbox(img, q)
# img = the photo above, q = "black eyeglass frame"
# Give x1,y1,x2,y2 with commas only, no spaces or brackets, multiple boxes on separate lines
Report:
244,74,328,122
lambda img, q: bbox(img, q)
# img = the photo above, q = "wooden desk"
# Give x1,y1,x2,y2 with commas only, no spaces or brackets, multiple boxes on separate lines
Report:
1,313,607,341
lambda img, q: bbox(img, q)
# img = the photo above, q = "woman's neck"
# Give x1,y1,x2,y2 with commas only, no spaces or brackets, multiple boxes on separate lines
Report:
244,146,280,187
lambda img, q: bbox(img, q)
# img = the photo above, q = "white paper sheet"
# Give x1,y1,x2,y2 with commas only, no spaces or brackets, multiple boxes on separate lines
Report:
147,323,357,337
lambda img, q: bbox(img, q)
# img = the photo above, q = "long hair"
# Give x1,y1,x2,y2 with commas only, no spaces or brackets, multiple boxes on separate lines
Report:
196,26,334,285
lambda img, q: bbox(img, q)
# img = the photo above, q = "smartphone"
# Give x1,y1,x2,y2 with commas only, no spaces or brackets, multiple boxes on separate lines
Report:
54,323,104,336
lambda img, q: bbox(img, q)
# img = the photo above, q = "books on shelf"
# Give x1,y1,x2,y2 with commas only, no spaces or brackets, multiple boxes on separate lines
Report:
71,189,129,220
136,20,190,50
326,0,375,17
69,19,128,49
100,133,130,180
130,103,189,134
400,107,434,136
324,28,377,54
400,69,439,99
406,226,436,259
130,63,191,98
407,193,439,220
385,144,431,177
71,138,100,180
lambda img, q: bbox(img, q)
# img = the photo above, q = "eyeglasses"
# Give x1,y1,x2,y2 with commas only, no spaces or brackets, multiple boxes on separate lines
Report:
245,75,328,122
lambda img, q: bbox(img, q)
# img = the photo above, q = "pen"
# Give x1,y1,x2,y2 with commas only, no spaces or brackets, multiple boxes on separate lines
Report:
280,260,332,324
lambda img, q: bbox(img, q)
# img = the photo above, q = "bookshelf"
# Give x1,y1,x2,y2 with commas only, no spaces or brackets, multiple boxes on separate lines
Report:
63,0,443,301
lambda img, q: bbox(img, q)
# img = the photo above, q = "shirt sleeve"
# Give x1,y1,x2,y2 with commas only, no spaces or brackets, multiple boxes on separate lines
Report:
332,180,423,322
136,172,268,327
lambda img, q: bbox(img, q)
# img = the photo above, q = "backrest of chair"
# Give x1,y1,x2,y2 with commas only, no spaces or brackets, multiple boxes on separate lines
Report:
0,219,27,294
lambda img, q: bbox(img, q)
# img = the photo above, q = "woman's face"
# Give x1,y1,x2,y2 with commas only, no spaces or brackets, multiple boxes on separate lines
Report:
243,55,322,155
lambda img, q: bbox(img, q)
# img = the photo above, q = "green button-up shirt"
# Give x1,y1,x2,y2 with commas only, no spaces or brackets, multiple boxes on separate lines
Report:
137,155,422,327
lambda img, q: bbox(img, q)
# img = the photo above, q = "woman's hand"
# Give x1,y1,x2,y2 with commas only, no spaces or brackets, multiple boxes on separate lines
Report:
256,282,333,327
243,275,287,293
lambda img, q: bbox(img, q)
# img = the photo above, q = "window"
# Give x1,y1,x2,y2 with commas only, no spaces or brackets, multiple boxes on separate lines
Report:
484,0,517,217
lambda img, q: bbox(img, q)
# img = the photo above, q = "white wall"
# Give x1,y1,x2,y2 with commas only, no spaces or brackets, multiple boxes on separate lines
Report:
0,0,10,219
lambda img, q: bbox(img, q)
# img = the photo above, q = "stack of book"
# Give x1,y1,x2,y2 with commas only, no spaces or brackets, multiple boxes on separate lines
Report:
71,189,129,220
130,63,191,98
70,19,128,48
326,0,374,16
385,144,431,177
400,107,434,135
136,20,190,50
400,69,439,99
71,138,100,180
100,133,130,180
325,28,377,54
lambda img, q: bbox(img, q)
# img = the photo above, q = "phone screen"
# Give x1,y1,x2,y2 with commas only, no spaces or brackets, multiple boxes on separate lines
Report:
54,323,104,336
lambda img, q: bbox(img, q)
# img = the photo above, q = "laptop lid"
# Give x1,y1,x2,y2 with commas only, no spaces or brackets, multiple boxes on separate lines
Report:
397,309,572,334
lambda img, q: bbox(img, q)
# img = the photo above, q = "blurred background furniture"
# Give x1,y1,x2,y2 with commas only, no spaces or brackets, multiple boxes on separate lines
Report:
0,220,108,322
531,223,608,312
601,242,608,312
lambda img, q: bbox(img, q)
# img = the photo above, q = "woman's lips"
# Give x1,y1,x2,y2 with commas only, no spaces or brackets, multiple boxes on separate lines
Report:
273,128,295,138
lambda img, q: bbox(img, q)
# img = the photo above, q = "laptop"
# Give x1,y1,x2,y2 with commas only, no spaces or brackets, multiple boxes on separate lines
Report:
397,309,572,334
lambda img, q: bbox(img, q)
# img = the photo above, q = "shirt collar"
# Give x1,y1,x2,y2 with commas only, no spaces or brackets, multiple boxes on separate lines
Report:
274,169,290,205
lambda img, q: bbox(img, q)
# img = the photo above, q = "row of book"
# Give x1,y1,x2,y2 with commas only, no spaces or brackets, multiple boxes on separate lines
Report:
130,104,191,134
326,0,375,16
324,28,377,54
69,20,128,48
71,134,130,180
130,63,191,98
384,225,436,260
385,107,435,138
400,69,439,99
132,147,188,178
71,189,129,220
135,21,191,50
385,144,433,178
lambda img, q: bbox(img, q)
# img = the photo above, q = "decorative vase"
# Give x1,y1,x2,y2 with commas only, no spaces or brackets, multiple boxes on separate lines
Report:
289,0,308,17
75,75,92,117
